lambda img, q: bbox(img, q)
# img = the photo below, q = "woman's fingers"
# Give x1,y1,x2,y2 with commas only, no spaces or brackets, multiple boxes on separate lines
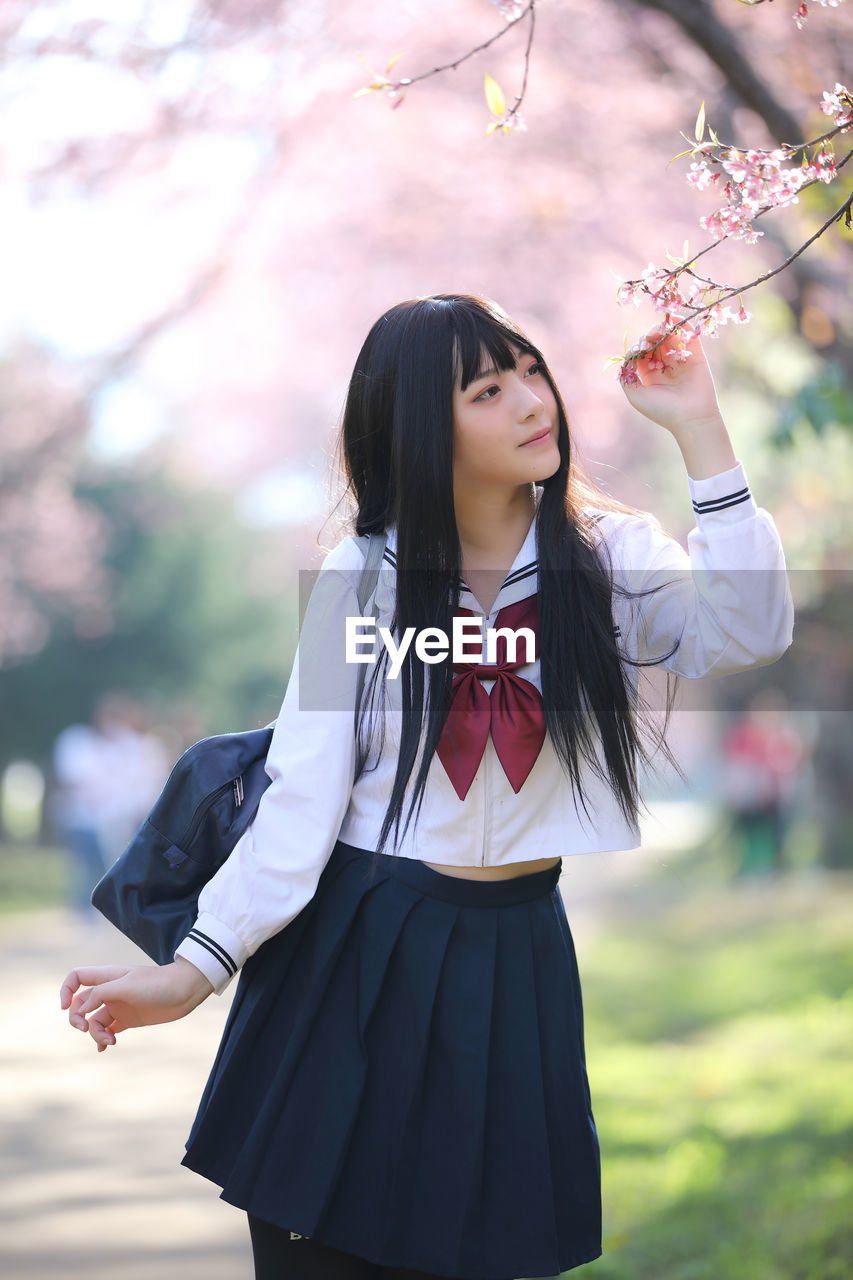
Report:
60,966,130,1009
76,978,121,1017
623,323,701,379
81,988,129,1051
61,966,132,1035
88,1003,121,1051
67,992,90,1033
644,320,699,347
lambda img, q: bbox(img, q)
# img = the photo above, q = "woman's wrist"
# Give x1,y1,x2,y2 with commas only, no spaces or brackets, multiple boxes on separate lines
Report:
173,956,215,1008
673,414,738,481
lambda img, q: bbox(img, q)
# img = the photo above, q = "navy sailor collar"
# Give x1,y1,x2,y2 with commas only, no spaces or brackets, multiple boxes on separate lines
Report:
381,485,543,618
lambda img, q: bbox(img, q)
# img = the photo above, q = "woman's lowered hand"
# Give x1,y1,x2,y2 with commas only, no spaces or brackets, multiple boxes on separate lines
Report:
60,957,214,1053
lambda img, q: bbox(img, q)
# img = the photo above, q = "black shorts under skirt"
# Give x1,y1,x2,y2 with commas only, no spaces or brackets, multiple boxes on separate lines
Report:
181,841,602,1279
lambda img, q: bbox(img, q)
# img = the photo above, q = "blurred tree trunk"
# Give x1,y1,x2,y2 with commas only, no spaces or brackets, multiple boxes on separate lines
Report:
628,0,804,142
625,0,853,386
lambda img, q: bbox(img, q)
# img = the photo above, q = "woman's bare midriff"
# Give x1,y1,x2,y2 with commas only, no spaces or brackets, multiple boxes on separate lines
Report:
423,857,561,880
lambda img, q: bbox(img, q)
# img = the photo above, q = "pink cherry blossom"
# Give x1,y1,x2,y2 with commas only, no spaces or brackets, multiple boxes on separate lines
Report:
662,330,695,363
687,161,715,190
690,139,833,246
700,205,764,244
616,280,646,307
812,149,837,182
820,83,853,127
697,310,720,338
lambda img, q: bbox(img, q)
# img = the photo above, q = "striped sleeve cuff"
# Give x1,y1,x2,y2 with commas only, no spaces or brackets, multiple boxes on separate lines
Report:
174,913,249,996
688,461,758,528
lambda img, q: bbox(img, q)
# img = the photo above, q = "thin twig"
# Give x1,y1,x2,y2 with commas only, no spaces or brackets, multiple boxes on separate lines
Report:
685,114,852,156
624,182,853,364
683,267,740,290
506,3,536,119
397,2,536,90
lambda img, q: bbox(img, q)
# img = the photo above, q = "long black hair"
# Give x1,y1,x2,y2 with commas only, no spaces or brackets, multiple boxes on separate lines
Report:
333,294,680,855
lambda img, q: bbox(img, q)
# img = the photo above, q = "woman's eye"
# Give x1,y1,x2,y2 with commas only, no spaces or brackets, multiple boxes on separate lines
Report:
474,385,500,403
525,360,544,377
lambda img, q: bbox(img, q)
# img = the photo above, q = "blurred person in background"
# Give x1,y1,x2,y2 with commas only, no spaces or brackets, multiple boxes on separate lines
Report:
721,689,807,878
50,692,169,915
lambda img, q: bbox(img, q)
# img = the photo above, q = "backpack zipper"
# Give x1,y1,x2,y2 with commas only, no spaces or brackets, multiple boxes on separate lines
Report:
176,779,240,851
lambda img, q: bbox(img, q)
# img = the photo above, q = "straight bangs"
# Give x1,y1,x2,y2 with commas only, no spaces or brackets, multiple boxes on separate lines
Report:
446,299,540,391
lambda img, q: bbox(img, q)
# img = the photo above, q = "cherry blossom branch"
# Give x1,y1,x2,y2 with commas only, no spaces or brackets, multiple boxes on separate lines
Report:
658,136,852,280
614,178,852,373
355,1,537,135
613,85,853,376
393,2,534,90
621,181,852,373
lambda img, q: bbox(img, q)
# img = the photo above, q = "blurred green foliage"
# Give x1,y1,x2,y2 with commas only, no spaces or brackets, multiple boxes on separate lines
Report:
720,292,853,459
0,843,66,912
0,467,300,777
570,873,853,1280
772,360,853,449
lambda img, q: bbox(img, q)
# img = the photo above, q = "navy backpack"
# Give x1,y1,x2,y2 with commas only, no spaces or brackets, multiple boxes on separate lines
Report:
91,532,387,965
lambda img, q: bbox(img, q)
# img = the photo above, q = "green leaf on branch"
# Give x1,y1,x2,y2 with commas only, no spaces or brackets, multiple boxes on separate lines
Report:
667,147,695,168
484,73,507,118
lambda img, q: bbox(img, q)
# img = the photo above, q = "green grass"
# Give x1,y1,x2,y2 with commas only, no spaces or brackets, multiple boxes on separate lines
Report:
0,841,68,912
2,838,851,1277
571,872,853,1280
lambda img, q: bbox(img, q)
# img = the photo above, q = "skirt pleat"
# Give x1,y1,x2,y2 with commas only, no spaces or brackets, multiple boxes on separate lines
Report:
181,841,602,1279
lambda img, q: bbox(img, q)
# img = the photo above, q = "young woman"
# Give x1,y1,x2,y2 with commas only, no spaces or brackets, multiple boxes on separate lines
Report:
61,295,793,1280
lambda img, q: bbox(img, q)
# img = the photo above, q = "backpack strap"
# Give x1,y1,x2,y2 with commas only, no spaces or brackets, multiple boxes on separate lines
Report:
352,531,389,734
354,531,387,612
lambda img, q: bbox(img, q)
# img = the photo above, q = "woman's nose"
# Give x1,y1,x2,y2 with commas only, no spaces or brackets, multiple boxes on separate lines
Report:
516,381,544,418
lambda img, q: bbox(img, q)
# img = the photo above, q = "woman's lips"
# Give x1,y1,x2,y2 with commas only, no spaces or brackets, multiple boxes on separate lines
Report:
520,427,552,446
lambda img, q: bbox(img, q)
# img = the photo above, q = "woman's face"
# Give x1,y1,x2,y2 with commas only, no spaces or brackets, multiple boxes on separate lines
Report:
451,344,561,497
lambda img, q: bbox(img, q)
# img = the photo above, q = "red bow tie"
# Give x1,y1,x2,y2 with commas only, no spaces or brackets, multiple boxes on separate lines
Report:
436,594,546,801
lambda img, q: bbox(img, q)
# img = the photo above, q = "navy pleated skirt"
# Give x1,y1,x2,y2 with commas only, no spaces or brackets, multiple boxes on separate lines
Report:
181,841,602,1279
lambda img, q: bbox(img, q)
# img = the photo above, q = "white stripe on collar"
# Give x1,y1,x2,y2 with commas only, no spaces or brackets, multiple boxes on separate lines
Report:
382,486,543,617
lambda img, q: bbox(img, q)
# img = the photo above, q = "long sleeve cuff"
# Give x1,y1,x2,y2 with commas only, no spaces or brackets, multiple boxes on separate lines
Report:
174,913,250,995
687,460,758,530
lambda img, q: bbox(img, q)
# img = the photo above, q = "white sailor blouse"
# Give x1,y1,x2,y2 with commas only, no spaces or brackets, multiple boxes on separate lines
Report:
175,461,794,993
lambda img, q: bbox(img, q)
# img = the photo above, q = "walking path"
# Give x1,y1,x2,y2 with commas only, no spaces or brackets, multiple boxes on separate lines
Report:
0,803,712,1280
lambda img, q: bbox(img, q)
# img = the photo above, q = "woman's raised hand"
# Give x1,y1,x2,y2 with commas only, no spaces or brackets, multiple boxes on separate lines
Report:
618,324,723,432
60,957,214,1053
618,324,737,480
